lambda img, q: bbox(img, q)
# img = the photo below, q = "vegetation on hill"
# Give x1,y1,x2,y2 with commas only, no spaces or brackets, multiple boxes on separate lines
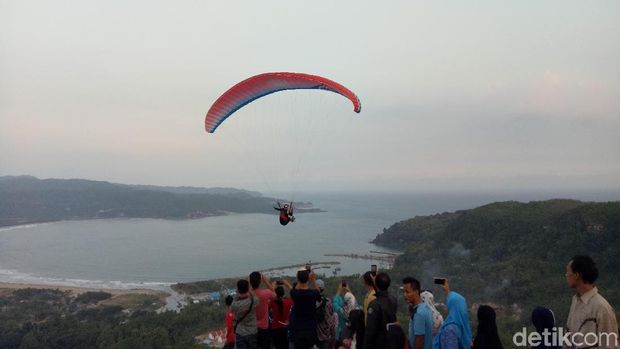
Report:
1,199,618,347
0,288,187,349
0,176,320,227
374,199,620,343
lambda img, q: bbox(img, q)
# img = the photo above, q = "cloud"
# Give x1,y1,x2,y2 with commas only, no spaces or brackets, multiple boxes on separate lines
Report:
524,71,619,118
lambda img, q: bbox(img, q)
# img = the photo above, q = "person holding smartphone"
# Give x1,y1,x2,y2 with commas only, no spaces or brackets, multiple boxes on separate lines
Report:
270,279,293,349
290,269,321,349
363,272,397,349
333,279,355,345
249,272,276,349
362,271,376,325
432,278,473,349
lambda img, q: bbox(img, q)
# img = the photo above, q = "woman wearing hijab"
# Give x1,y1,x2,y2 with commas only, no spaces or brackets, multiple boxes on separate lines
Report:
343,289,358,319
333,284,347,345
339,309,365,349
531,306,560,349
472,305,503,349
421,290,444,335
433,279,472,349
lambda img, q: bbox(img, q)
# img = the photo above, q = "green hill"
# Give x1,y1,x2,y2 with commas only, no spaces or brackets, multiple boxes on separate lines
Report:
374,199,620,331
0,176,319,227
1,197,618,347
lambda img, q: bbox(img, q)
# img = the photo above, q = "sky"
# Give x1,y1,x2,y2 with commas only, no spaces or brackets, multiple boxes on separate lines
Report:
1,1,619,194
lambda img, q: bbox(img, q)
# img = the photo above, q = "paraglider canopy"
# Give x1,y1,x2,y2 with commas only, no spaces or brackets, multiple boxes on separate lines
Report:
205,72,361,133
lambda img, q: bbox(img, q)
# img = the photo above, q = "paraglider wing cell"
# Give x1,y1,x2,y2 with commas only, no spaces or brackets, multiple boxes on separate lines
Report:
205,72,361,133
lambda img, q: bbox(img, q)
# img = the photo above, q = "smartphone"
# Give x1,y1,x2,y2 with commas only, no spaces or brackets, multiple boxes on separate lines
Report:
276,280,284,286
371,264,377,276
433,277,447,285
341,280,347,287
305,263,311,272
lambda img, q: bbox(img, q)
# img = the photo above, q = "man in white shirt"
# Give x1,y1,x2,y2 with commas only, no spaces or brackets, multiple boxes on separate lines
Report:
565,255,618,349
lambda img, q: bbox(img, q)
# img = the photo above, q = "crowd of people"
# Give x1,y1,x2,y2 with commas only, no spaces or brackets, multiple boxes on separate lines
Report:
222,255,618,349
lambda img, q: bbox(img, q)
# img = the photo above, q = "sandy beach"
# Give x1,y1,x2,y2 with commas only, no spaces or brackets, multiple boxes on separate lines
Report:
0,281,168,297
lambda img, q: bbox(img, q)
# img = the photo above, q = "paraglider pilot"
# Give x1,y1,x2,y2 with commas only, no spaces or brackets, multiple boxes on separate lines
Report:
274,202,295,226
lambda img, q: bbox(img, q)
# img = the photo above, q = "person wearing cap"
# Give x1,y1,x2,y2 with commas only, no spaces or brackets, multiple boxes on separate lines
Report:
316,279,336,349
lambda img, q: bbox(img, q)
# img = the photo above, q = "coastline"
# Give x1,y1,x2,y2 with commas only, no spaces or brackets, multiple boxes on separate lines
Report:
0,280,186,312
0,208,325,230
0,281,167,297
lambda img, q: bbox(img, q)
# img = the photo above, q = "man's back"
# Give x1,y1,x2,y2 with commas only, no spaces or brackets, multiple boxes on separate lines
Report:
254,288,275,330
290,288,321,330
231,294,259,336
364,290,398,349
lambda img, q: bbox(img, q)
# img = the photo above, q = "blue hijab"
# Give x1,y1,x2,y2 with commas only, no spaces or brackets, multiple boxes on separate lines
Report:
433,291,472,349
333,293,345,338
531,306,560,349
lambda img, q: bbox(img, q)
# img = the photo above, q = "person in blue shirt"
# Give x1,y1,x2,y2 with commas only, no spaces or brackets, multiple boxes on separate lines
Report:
402,276,434,349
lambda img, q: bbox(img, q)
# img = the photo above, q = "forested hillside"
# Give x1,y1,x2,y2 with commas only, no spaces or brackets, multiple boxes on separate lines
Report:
374,199,620,328
0,176,319,227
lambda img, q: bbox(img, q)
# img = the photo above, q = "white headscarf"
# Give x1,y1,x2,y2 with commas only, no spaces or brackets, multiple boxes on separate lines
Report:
421,290,444,333
343,291,357,319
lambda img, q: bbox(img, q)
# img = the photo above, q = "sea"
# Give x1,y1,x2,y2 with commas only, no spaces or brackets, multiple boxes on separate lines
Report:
0,190,618,290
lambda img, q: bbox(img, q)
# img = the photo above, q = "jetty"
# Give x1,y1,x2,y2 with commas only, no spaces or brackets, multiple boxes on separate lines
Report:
257,261,340,273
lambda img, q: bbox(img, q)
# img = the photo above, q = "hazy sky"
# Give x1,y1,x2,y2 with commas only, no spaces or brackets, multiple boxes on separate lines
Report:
1,1,619,193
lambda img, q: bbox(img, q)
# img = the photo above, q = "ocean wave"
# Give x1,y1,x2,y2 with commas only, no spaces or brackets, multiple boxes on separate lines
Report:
0,223,53,232
0,268,172,291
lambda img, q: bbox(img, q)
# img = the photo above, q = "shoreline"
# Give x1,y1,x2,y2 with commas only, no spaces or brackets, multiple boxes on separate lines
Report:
0,281,167,297
0,208,326,230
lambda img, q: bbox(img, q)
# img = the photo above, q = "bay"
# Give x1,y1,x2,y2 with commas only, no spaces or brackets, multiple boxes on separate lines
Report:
0,190,617,289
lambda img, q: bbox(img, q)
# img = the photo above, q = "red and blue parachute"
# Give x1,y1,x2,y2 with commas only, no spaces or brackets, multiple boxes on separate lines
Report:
205,72,361,133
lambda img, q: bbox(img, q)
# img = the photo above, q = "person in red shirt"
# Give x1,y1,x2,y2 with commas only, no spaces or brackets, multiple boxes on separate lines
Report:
224,294,235,349
270,280,294,349
274,202,295,225
250,272,276,349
